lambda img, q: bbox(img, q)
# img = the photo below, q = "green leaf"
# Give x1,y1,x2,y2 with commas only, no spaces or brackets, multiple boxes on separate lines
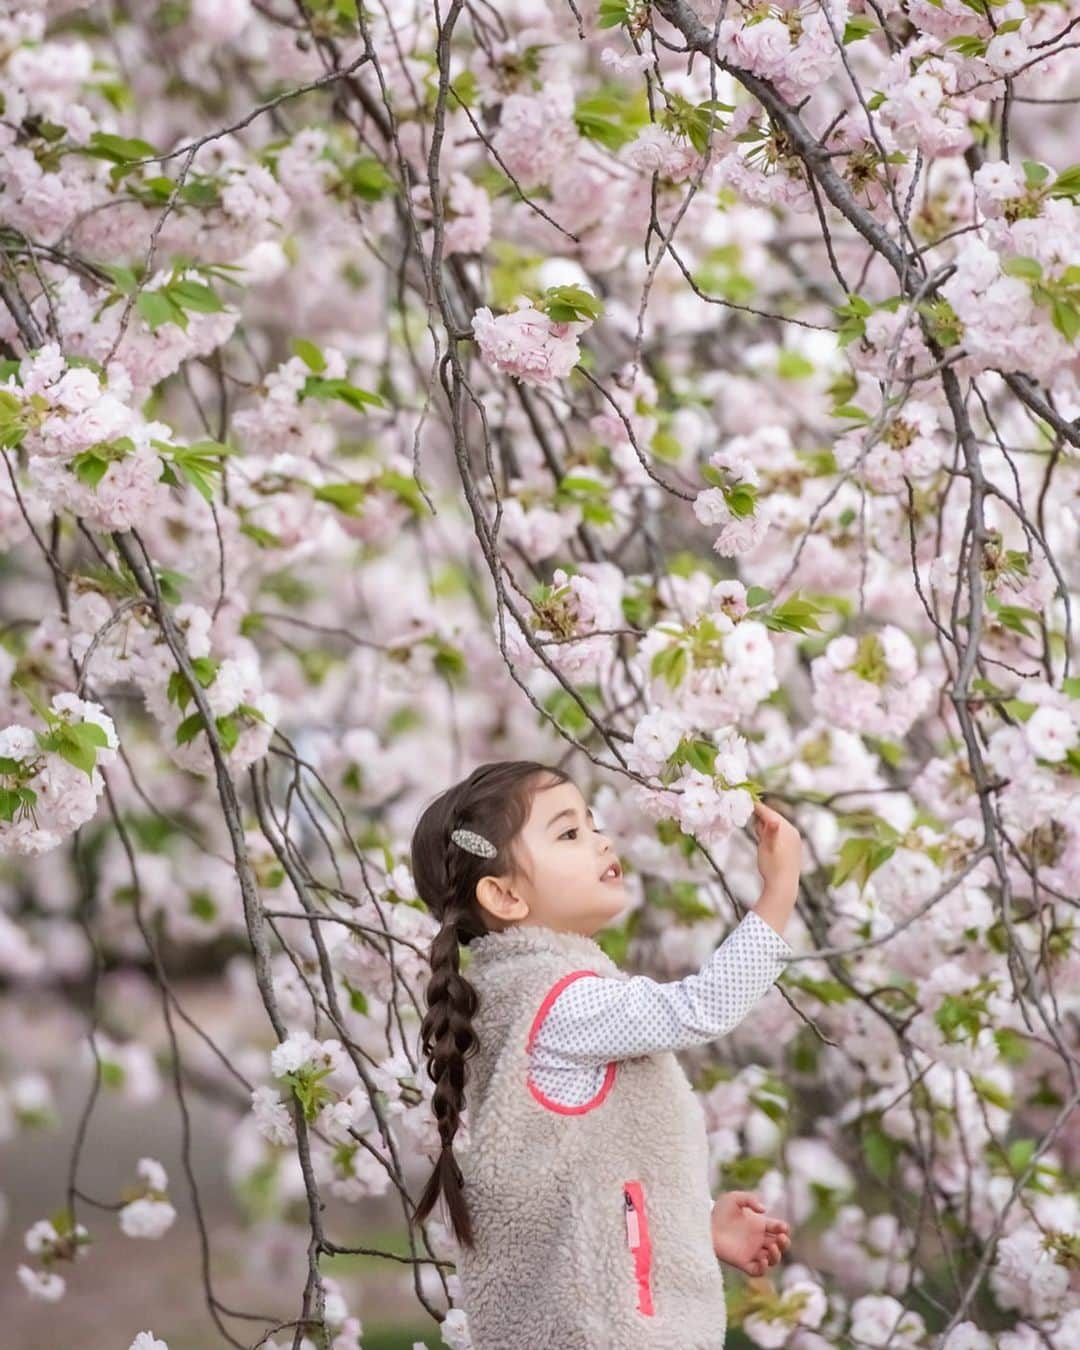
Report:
0,787,30,823
168,656,220,713
291,338,327,373
574,89,647,152
724,481,758,518
1001,697,1037,722
278,1066,334,1123
189,889,218,921
189,655,220,688
313,481,368,515
843,15,878,41
300,376,384,411
345,980,369,1016
945,34,987,57
650,425,682,461
134,175,177,203
559,474,609,497
32,119,68,143
835,292,873,317
762,594,828,635
167,439,234,503
136,289,187,332
537,284,604,323
180,179,221,207
428,637,464,682
175,711,205,745
864,735,905,768
992,603,1041,638
1021,159,1050,188
660,881,715,923
597,0,631,26
971,1074,1013,1111
718,1154,773,1191
51,720,109,778
84,131,159,164
832,836,895,893
71,451,110,488
101,263,139,295
1049,165,1080,199
669,736,717,777
168,279,223,313
659,92,734,155
449,70,478,109
1000,255,1043,281
216,714,239,753
1050,298,1080,344
862,1126,897,1182
240,520,284,549
750,1091,787,1126
581,498,615,525
776,349,815,379
342,155,396,201
789,976,853,1005
378,468,429,517
650,643,689,690
156,567,187,606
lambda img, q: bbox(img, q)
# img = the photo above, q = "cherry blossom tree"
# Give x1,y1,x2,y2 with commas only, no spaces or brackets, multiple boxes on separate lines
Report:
1,0,1078,1347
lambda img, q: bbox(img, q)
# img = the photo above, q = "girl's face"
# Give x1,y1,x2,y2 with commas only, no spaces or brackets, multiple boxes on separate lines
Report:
476,778,626,936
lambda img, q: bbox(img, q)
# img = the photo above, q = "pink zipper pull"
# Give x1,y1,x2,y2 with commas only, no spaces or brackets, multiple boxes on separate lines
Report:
625,1189,640,1248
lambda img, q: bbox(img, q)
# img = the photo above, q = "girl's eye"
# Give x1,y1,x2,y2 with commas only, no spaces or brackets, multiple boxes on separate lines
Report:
560,827,602,839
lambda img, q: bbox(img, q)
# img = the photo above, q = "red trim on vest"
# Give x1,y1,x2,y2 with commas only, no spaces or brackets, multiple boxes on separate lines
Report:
623,1180,655,1316
525,969,617,1115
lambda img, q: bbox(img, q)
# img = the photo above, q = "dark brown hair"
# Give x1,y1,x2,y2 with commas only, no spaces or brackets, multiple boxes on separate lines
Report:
409,759,572,1248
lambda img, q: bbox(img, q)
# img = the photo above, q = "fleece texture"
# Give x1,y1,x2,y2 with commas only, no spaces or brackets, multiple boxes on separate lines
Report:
453,921,728,1349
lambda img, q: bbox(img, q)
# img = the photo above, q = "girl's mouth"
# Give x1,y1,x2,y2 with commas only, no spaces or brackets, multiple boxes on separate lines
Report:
600,861,622,882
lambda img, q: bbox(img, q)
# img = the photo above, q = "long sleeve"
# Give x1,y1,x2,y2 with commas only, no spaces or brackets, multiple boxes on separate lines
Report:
529,909,794,1072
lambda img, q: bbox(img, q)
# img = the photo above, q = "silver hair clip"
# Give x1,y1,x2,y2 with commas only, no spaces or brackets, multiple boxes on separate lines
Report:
450,826,497,858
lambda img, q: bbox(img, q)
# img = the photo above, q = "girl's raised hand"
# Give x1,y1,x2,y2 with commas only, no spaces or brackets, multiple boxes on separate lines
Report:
751,797,802,893
710,1190,791,1277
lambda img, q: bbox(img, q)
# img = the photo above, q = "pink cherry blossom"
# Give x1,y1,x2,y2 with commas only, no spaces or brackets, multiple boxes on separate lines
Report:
471,299,589,387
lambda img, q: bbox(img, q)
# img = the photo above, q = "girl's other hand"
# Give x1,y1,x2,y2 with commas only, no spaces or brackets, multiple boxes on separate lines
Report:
751,797,802,894
710,1190,791,1277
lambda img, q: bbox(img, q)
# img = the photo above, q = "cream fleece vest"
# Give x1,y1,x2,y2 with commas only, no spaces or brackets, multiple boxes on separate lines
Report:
453,922,727,1350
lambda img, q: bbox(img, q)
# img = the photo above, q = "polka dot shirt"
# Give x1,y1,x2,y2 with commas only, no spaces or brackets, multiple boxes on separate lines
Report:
528,909,795,1108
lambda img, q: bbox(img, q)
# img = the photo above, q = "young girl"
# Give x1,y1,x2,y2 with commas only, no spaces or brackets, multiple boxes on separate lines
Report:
411,759,800,1349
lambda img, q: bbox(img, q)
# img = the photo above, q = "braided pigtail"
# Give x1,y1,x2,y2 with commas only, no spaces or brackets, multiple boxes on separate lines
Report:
412,885,480,1246
408,759,571,1249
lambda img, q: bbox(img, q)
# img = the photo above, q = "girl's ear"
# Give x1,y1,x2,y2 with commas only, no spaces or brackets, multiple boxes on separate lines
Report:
476,873,524,923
